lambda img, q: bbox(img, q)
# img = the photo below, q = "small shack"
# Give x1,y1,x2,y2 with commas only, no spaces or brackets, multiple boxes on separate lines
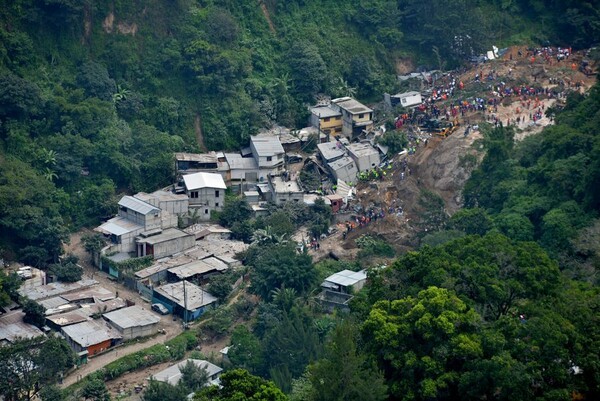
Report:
152,359,223,387
318,269,367,312
103,305,161,340
326,194,344,213
385,91,423,108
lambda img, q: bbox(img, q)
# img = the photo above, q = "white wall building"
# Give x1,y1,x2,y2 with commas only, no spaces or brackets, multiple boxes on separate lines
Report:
182,172,227,220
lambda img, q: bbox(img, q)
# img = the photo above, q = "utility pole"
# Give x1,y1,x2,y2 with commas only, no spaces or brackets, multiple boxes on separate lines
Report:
183,280,188,329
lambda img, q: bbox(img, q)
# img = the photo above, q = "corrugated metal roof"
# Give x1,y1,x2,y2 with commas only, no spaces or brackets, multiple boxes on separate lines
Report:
394,90,421,98
62,320,122,348
224,153,258,170
0,311,45,343
136,228,192,245
118,196,160,215
103,305,160,329
175,152,218,163
39,296,70,310
95,216,143,236
322,269,367,287
250,135,285,157
168,259,219,280
152,359,222,386
61,286,115,303
182,172,226,191
154,281,217,310
46,311,88,327
18,279,98,301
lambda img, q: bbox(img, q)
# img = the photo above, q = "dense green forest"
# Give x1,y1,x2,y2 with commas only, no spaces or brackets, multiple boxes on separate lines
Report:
1,1,600,400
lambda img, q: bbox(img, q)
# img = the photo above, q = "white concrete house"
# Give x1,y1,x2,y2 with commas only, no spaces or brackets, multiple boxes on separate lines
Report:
182,172,227,220
388,91,423,108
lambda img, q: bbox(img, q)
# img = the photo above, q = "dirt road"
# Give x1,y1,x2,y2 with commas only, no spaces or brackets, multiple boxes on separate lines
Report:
61,231,185,388
61,326,182,388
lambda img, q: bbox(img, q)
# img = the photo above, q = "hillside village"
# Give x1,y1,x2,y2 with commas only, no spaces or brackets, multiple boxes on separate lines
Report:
1,44,598,400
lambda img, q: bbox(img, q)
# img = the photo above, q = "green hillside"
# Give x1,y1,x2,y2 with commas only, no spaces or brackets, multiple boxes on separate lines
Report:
1,2,600,400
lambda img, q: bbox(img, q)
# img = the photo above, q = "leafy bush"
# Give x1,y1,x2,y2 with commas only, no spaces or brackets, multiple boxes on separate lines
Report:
356,235,395,259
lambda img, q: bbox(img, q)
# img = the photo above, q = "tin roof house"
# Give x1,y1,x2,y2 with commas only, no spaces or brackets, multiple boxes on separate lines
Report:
103,305,161,340
318,269,367,312
152,359,223,387
152,280,217,322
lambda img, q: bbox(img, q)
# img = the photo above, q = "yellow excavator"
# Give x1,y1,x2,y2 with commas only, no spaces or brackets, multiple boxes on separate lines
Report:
435,118,460,138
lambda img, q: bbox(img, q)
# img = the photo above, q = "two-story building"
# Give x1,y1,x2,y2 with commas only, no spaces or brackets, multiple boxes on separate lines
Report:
250,135,285,180
346,142,381,172
331,97,374,139
310,104,343,141
95,192,193,263
175,152,229,183
267,175,304,205
318,269,367,312
95,196,161,254
182,172,227,220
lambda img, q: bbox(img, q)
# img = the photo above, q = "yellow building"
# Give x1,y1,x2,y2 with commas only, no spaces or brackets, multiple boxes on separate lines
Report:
331,97,374,139
310,104,343,140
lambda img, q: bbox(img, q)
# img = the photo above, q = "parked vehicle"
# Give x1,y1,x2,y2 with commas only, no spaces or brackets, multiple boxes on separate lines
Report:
151,303,169,315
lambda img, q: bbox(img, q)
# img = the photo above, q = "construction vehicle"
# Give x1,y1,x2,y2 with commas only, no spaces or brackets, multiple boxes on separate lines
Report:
579,60,595,76
435,118,460,138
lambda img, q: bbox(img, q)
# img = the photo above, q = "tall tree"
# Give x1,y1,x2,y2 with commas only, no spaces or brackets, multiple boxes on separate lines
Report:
309,320,387,401
179,361,209,393
194,369,287,401
0,336,74,401
248,243,316,300
363,287,482,400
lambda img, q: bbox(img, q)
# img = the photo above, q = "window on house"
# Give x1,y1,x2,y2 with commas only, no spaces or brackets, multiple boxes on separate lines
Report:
215,202,219,207
267,156,272,162
205,209,209,214
359,113,364,119
402,98,407,104
190,191,199,199
215,190,220,198
335,127,342,132
324,117,330,122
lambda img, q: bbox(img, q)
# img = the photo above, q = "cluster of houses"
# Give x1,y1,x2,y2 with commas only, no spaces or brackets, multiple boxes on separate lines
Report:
0,96,383,362
0,274,160,362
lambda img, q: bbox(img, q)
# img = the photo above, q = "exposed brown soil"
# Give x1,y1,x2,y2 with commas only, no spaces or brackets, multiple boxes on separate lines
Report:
311,46,597,261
